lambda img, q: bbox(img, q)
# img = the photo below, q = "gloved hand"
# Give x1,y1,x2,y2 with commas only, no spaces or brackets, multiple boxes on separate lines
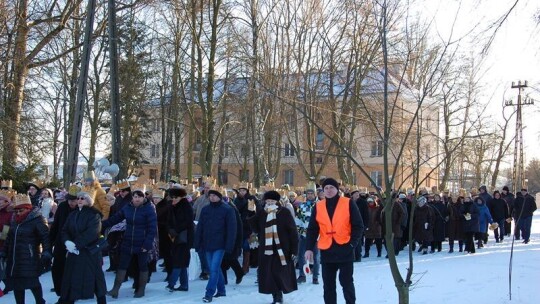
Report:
65,240,78,254
464,213,471,221
506,218,512,223
41,251,52,272
424,222,428,230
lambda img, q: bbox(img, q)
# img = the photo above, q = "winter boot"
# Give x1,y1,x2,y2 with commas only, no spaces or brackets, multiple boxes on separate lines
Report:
107,270,127,298
363,247,370,258
242,251,251,274
134,272,149,298
272,291,283,304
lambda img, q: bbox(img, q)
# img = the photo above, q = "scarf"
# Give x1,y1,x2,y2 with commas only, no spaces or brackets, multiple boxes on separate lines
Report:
264,203,287,265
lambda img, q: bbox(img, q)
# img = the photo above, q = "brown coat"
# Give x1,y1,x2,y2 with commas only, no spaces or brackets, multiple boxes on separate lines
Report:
365,204,382,239
381,202,405,238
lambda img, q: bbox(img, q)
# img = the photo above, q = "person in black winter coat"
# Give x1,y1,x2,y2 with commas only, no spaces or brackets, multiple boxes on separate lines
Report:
49,189,78,298
429,194,448,253
487,191,509,242
194,190,237,303
447,196,464,253
166,188,194,292
413,196,434,255
305,178,364,304
460,196,480,254
248,190,298,304
351,191,369,262
513,188,537,244
221,197,244,285
501,186,514,237
106,187,132,272
233,187,257,274
155,194,172,281
58,191,107,304
103,188,157,299
2,195,50,304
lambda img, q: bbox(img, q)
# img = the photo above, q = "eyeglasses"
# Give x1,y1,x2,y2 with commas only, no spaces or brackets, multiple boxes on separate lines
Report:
77,197,86,200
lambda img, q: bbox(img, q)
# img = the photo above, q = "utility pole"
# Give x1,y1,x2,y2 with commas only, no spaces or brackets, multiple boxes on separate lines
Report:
108,0,123,181
65,0,97,187
505,80,534,192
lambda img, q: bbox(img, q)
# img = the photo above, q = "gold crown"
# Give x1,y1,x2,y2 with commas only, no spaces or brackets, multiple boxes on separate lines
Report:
116,179,130,190
458,188,468,198
238,181,252,190
108,184,119,193
14,194,31,207
68,184,82,196
28,180,45,189
154,182,168,190
150,184,165,198
305,181,317,192
1,180,12,188
261,182,275,192
0,189,16,200
131,182,146,193
202,176,216,187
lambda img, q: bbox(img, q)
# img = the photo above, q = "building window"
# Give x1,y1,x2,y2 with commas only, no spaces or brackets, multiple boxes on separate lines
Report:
284,143,295,157
194,134,202,151
371,140,383,157
315,157,323,164
149,169,158,180
218,169,228,185
239,169,249,181
283,169,294,185
370,171,383,187
315,128,324,150
151,144,160,158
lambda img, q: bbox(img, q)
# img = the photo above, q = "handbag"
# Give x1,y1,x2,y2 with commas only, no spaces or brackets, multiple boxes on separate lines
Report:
87,236,109,255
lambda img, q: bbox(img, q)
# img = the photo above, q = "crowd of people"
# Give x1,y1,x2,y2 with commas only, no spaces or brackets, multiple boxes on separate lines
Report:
0,174,537,304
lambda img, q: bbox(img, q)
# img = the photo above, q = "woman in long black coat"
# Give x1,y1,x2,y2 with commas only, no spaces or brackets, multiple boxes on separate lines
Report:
248,190,298,304
59,191,107,304
221,198,244,285
413,196,435,255
429,194,448,253
166,188,194,292
3,195,51,304
447,196,464,252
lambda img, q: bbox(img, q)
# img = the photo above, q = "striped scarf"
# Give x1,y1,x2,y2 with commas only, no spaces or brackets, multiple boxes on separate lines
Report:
264,203,287,265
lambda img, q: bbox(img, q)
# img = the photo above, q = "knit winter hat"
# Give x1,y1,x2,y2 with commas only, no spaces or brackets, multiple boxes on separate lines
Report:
502,186,510,192
263,190,281,202
321,178,339,189
207,189,223,200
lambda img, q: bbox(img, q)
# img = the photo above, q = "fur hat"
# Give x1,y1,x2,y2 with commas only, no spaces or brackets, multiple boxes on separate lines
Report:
207,189,223,200
321,178,340,189
169,188,187,198
263,190,281,202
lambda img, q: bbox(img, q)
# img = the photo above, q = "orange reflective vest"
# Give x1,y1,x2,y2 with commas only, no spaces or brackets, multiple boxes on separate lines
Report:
316,196,351,250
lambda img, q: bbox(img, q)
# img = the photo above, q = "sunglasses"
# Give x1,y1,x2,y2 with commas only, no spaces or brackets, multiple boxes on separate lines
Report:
77,197,86,200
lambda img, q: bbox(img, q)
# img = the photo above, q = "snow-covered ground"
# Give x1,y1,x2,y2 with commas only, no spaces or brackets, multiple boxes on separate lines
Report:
4,212,539,304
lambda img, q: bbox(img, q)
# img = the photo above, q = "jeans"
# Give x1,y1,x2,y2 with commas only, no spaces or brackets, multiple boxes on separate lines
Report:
205,249,226,298
297,236,320,278
169,267,188,289
493,219,506,240
198,249,210,274
517,216,533,241
321,262,355,304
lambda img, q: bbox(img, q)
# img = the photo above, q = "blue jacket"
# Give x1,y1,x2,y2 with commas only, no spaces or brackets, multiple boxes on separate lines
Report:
475,202,493,233
194,200,237,253
103,200,157,254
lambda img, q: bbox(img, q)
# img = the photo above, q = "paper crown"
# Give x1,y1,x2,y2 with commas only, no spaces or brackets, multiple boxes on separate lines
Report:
131,182,146,193
14,194,31,207
261,182,275,192
305,181,317,192
238,181,252,190
458,188,467,198
0,189,16,200
154,182,168,190
83,170,97,181
202,176,216,186
108,184,119,193
1,180,12,188
116,179,130,190
68,184,82,196
28,180,45,189
150,184,165,198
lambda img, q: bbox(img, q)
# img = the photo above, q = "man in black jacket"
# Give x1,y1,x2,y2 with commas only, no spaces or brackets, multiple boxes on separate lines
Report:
513,188,537,244
305,178,364,304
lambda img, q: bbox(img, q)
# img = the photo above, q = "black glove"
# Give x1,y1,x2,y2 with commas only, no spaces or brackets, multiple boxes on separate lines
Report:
41,251,52,262
168,229,178,238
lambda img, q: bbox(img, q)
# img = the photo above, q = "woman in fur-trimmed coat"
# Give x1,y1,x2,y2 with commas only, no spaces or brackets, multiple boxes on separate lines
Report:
248,191,298,304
